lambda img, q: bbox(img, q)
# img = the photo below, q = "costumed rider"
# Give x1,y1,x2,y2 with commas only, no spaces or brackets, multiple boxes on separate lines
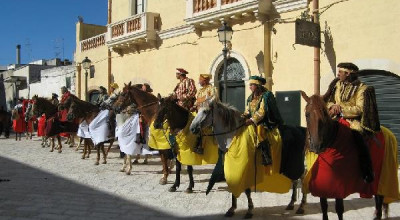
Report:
324,62,395,206
173,68,197,111
96,86,109,108
98,83,120,138
243,76,283,167
190,73,218,154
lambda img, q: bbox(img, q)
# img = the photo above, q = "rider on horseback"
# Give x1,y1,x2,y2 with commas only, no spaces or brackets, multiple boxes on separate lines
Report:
173,68,197,111
243,76,283,167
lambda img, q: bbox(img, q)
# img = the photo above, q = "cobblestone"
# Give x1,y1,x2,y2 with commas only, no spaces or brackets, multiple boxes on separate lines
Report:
0,135,399,219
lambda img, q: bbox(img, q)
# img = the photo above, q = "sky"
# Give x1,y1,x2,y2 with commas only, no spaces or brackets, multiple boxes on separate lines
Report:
0,0,108,66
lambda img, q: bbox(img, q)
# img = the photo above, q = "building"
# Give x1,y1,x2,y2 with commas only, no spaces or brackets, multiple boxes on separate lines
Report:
74,0,400,149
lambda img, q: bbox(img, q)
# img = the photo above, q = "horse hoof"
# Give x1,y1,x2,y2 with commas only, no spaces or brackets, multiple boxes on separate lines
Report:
169,186,177,192
295,208,305,215
159,177,167,185
185,188,193,194
94,161,99,165
119,168,125,172
102,161,107,164
126,171,131,175
58,150,62,153
285,204,294,210
50,149,54,152
224,210,235,217
244,212,253,219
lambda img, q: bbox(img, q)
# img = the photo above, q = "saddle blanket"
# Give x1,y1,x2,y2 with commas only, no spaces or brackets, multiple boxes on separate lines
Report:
77,120,91,139
89,110,110,145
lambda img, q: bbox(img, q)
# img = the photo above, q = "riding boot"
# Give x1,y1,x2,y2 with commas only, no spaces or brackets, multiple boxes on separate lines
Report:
193,136,204,154
259,139,272,166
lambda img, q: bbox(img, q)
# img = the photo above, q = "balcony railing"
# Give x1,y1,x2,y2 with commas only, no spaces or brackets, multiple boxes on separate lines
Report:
186,0,265,25
80,33,106,52
106,12,160,48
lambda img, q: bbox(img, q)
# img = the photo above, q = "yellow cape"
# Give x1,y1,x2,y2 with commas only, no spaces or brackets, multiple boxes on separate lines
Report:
224,125,292,198
148,113,218,165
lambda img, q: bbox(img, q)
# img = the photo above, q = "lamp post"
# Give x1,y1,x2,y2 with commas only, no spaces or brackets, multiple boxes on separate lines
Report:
82,57,92,101
217,21,233,103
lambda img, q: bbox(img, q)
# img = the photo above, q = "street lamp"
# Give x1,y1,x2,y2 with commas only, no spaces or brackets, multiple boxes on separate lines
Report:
82,57,91,101
217,21,233,103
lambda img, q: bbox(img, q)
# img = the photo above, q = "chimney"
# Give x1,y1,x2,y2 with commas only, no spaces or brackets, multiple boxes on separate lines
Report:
16,45,21,64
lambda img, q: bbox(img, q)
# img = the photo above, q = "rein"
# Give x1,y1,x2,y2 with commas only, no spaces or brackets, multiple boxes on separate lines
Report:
200,106,245,137
138,100,159,109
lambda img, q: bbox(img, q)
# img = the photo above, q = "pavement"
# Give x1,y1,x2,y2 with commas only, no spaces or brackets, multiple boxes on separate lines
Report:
0,134,399,220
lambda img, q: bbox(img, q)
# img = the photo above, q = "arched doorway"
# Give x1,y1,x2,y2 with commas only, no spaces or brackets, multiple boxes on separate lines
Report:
358,70,400,160
217,58,246,112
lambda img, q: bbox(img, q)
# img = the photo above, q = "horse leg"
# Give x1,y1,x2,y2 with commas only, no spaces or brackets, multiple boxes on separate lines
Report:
159,151,168,185
57,136,62,153
120,155,127,172
320,198,328,220
87,141,92,158
374,195,384,220
126,154,132,175
50,137,55,152
225,194,237,217
95,145,100,165
101,144,107,164
69,134,75,147
335,198,344,220
383,202,389,219
296,173,308,214
244,188,254,219
286,180,298,210
169,159,181,192
185,165,194,193
81,139,87,159
76,137,83,151
105,140,113,156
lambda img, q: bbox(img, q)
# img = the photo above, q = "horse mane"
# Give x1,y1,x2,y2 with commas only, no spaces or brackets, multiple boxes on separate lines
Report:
212,100,242,130
308,95,331,124
34,96,58,116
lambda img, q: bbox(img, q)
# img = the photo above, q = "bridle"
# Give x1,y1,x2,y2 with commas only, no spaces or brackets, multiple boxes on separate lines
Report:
199,105,245,137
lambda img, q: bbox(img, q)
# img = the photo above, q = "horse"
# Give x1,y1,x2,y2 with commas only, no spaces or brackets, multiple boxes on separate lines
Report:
153,95,218,193
113,82,174,185
190,99,308,218
66,97,115,165
29,95,73,152
0,108,10,138
300,92,399,220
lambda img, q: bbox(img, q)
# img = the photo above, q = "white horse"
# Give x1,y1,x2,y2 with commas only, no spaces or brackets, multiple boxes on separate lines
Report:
190,99,308,218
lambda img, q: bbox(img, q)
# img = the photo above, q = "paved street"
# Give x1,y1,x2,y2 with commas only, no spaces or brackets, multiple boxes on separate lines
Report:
0,135,399,220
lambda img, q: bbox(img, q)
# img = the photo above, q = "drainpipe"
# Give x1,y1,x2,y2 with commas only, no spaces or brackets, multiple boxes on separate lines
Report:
313,0,320,95
77,64,82,98
264,22,272,91
107,0,112,91
16,45,21,65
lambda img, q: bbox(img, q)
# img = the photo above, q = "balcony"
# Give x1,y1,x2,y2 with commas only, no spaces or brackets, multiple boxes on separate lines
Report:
106,12,160,51
80,33,106,52
185,0,272,27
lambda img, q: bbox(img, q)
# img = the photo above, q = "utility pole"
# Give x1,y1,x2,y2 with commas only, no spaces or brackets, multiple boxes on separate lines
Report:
313,0,320,95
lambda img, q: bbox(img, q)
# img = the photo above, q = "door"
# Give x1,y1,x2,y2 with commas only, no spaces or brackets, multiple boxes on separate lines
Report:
358,70,400,161
218,58,246,112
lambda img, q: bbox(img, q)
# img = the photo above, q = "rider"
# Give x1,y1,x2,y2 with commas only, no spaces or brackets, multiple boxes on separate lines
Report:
12,97,26,140
96,86,109,108
173,68,197,111
51,93,59,106
243,76,283,168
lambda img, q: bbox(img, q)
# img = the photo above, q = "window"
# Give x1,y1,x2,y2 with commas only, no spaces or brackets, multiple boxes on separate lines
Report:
136,0,145,14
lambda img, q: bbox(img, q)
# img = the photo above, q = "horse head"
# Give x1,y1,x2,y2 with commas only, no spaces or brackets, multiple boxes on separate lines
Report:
301,91,333,153
154,95,186,130
189,98,215,134
114,82,135,113
67,99,97,121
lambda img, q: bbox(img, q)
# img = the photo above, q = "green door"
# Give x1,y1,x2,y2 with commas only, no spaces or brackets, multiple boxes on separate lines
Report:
218,58,246,112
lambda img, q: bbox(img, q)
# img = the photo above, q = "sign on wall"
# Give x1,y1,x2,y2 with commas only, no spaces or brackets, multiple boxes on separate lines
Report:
295,19,321,48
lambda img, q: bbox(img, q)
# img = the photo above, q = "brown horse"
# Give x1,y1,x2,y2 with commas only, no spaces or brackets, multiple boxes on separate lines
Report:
300,92,396,220
153,95,197,193
113,83,174,184
66,98,114,165
30,95,66,152
0,108,10,138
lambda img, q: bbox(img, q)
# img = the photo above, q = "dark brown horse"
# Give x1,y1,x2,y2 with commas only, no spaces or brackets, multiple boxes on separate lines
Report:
153,95,196,193
113,83,175,185
0,108,10,138
66,97,114,165
300,92,394,220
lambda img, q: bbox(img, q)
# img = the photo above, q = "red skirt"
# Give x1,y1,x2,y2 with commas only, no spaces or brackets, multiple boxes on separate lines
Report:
37,116,47,137
13,118,26,133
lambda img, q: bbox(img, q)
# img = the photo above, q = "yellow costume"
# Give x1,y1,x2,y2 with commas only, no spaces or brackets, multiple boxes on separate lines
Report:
194,84,218,109
148,114,218,165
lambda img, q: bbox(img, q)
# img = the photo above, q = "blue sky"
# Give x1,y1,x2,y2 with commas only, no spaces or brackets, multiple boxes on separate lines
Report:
0,0,107,66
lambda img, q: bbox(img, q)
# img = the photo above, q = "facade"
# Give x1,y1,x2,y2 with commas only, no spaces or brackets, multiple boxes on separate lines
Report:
74,0,400,133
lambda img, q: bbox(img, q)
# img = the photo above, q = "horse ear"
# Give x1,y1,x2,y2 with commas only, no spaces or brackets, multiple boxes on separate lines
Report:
300,90,310,103
157,93,162,100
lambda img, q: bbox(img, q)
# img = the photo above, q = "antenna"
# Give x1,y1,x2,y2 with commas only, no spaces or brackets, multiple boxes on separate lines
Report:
25,38,33,62
53,38,63,59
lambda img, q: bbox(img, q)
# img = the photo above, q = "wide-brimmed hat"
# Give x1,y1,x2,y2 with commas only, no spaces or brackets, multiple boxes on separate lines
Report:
199,74,212,80
249,75,266,85
52,93,58,98
110,82,119,89
99,86,107,92
143,83,153,93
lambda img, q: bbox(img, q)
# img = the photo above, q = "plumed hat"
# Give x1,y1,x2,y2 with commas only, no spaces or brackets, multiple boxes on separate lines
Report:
249,75,266,85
